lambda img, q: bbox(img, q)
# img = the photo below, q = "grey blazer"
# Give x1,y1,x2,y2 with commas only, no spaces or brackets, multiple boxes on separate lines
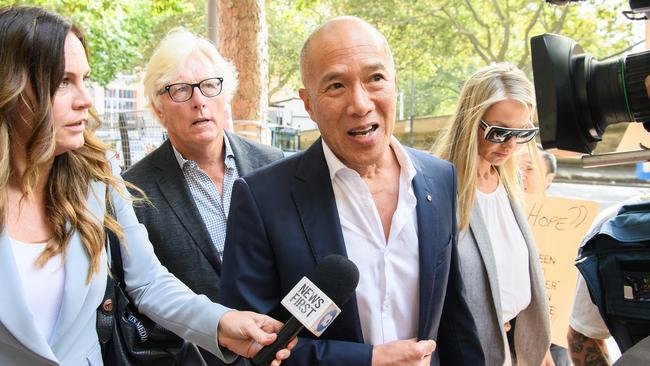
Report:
122,133,282,364
122,132,283,300
457,196,550,366
0,157,234,366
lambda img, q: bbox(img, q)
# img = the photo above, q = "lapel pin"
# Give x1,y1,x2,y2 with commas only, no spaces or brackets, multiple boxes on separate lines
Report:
426,194,432,202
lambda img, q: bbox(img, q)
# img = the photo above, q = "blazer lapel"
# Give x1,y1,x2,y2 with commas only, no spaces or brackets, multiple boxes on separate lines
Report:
291,141,347,261
48,232,95,345
409,156,442,340
290,139,364,342
49,182,106,347
154,140,222,273
0,231,58,362
469,202,505,322
510,199,547,311
226,131,255,176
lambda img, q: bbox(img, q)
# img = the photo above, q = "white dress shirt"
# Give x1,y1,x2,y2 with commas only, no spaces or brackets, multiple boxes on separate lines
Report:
322,137,420,345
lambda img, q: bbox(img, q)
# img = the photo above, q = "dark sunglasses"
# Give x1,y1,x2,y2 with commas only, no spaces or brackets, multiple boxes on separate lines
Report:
479,120,539,144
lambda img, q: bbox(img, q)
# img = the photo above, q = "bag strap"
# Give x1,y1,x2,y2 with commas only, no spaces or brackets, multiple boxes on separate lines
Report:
97,187,123,346
97,276,115,345
105,188,126,286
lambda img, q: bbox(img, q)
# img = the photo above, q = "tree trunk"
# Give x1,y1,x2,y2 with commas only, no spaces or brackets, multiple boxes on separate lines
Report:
218,0,269,143
207,0,219,45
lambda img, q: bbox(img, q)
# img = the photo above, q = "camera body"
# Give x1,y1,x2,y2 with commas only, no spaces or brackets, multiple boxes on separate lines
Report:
531,34,650,154
534,0,650,357
534,1,650,154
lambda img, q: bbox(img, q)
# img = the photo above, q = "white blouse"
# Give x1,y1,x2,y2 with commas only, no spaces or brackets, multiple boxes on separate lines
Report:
10,238,64,342
475,185,531,323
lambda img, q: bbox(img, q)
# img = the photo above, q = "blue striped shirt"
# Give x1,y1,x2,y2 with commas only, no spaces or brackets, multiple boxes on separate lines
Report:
172,136,239,260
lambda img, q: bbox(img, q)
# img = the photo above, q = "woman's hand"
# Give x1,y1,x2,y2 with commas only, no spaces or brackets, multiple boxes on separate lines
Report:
217,310,297,365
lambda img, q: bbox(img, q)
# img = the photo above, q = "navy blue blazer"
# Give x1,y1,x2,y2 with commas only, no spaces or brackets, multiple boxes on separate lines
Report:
218,139,484,366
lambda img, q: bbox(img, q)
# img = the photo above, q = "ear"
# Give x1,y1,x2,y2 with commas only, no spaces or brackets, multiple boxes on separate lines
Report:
545,173,555,188
151,101,166,127
299,88,316,121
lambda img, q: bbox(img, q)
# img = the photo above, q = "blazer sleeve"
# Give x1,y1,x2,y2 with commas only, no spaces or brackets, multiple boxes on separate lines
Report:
219,178,373,366
107,157,237,363
436,165,486,366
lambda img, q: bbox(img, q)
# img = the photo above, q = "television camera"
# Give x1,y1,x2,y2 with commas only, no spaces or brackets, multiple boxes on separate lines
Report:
532,0,650,167
533,1,650,361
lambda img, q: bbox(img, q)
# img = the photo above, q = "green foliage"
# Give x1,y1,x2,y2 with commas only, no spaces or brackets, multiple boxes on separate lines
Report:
2,0,205,85
267,1,324,103
3,0,641,117
267,0,641,117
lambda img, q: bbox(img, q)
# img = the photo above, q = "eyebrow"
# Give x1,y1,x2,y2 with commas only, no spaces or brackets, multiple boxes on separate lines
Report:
63,71,91,78
320,71,343,85
486,120,534,129
319,62,389,85
363,62,388,74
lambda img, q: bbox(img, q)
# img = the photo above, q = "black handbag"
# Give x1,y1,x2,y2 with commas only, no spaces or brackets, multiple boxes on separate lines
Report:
96,196,207,365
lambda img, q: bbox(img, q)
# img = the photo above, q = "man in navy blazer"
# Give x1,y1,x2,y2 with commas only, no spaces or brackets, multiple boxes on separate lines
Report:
218,16,484,366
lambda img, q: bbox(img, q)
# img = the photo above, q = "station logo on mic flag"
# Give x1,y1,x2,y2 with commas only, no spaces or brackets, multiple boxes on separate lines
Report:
281,277,342,336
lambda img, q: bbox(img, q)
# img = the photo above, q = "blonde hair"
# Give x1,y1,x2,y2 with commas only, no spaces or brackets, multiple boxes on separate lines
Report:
144,28,238,125
0,6,138,282
433,63,538,231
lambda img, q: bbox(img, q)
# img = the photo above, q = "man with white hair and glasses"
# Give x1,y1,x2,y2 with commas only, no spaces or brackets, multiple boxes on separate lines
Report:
123,28,283,365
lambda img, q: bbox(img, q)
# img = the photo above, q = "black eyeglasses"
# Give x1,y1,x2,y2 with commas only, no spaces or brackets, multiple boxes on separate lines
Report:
159,77,224,102
479,119,539,144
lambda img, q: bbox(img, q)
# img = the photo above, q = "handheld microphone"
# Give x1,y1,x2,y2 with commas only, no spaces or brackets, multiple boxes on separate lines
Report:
251,254,359,366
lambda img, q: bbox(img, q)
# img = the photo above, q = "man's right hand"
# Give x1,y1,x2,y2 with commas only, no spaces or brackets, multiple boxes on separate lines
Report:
371,338,436,366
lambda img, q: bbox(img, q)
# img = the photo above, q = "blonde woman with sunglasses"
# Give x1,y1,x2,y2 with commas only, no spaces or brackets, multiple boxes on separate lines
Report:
433,63,553,366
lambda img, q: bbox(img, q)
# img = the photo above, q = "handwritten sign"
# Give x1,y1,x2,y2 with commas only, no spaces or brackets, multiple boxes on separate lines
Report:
524,194,599,347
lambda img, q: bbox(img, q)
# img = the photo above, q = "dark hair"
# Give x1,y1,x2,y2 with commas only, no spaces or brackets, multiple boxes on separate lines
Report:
0,5,70,119
0,6,72,230
541,151,557,174
535,143,557,174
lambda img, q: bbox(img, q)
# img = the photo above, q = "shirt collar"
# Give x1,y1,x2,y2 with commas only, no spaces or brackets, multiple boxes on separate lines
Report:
321,136,416,182
172,134,236,170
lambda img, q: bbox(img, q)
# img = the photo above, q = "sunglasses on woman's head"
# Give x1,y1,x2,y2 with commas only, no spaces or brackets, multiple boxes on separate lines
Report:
479,120,539,144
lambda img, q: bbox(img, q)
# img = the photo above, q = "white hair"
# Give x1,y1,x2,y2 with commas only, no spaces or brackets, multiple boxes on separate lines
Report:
143,28,238,124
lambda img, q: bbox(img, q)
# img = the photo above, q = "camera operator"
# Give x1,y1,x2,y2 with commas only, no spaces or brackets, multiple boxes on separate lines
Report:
567,192,650,365
567,206,631,365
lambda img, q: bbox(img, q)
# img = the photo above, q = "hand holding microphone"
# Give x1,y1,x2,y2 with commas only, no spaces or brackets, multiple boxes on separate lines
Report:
217,310,295,365
252,254,360,366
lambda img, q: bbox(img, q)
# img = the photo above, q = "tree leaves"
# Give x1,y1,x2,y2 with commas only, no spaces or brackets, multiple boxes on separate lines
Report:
267,0,640,116
3,0,205,85
5,0,640,116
